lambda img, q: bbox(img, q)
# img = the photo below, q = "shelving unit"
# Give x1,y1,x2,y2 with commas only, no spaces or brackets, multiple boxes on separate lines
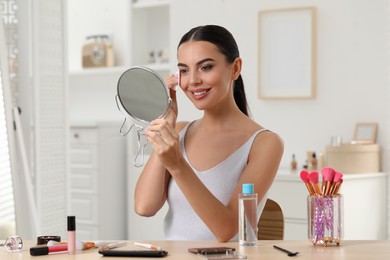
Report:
132,0,170,9
68,0,171,76
69,66,128,77
130,0,171,74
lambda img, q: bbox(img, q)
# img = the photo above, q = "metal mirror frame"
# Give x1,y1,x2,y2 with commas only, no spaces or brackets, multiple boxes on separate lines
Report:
115,66,172,167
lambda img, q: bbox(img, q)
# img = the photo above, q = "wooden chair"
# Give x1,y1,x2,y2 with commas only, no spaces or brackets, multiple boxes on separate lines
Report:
257,198,284,240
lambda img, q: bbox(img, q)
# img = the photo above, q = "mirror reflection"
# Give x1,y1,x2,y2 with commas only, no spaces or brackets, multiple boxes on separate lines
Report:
117,66,171,124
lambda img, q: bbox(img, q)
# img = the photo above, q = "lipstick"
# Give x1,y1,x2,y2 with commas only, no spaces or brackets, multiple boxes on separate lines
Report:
67,216,76,255
30,244,67,256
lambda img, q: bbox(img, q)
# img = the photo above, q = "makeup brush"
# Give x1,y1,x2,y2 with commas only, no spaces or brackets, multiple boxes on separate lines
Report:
330,171,343,195
333,177,343,195
321,167,335,196
308,171,322,196
300,170,315,195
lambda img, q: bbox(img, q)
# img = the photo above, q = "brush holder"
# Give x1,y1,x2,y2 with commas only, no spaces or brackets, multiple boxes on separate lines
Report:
307,195,343,246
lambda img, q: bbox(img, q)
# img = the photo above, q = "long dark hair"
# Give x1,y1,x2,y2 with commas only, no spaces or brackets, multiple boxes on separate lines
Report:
178,25,250,116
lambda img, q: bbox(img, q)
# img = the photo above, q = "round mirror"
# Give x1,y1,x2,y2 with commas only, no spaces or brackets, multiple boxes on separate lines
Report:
116,66,172,167
117,66,171,123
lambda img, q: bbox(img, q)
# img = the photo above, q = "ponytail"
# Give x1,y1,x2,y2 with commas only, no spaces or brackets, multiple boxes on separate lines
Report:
234,75,250,117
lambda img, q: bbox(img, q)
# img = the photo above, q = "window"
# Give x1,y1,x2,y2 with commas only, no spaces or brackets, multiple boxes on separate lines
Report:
0,68,16,227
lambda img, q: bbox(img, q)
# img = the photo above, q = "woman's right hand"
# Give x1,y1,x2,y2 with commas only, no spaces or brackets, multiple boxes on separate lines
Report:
165,72,179,90
165,72,179,123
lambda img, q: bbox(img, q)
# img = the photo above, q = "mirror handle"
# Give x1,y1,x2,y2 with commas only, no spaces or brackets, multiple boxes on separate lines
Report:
119,118,134,136
133,128,148,167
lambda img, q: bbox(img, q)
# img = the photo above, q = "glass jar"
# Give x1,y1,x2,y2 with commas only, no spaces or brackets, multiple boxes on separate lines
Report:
82,35,114,68
307,195,343,246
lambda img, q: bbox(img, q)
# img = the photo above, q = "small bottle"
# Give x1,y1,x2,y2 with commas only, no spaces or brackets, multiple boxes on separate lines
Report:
290,154,297,171
239,183,258,246
311,152,318,171
67,216,76,255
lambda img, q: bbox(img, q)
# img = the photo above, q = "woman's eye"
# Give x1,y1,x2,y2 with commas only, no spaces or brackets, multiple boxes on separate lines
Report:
201,64,213,71
179,69,188,74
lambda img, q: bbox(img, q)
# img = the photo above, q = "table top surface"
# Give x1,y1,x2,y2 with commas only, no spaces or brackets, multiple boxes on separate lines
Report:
1,240,390,259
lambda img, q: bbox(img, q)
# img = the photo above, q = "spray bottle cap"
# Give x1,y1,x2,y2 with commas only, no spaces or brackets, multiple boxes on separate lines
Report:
242,183,254,195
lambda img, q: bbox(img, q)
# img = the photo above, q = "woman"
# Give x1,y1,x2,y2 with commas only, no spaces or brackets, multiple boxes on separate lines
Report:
134,25,283,242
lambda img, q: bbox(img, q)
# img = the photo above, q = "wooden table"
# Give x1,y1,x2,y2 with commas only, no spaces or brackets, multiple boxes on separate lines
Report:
1,240,390,259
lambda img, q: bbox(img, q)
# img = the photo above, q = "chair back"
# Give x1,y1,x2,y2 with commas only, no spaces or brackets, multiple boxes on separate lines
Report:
258,198,284,240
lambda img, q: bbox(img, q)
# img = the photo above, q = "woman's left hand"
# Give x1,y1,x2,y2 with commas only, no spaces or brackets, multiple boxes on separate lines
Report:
144,109,182,171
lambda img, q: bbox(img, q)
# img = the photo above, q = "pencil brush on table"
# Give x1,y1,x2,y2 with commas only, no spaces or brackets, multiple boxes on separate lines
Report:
100,241,127,251
134,242,162,251
47,240,115,250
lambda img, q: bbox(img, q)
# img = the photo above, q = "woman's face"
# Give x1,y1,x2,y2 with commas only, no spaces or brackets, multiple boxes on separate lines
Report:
177,40,240,111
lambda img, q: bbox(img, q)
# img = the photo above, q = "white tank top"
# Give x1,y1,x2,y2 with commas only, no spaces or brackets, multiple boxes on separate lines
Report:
163,123,269,240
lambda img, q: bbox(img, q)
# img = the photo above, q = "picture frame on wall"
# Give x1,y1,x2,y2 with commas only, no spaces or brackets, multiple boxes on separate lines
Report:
258,7,316,99
352,123,378,144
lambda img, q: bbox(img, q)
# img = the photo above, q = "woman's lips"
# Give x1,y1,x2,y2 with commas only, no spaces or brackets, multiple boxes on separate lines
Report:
191,88,210,99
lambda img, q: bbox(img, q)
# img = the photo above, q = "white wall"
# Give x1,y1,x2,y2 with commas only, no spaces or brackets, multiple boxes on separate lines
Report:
66,0,390,239
67,0,130,71
170,0,389,172
68,0,389,171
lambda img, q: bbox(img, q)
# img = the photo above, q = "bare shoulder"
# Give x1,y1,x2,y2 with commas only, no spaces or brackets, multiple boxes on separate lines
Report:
243,129,284,197
250,130,284,160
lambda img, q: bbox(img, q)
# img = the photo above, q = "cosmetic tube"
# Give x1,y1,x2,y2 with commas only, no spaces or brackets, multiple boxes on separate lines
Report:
30,245,67,256
238,183,258,246
67,216,76,255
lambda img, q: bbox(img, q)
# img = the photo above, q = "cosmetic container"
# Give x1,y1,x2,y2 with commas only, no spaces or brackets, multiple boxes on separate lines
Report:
82,35,114,68
37,235,61,245
239,183,258,246
67,216,76,254
308,195,343,246
290,154,297,171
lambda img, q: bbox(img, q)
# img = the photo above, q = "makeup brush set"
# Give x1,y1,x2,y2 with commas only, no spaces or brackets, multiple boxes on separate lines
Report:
300,167,344,246
300,167,343,196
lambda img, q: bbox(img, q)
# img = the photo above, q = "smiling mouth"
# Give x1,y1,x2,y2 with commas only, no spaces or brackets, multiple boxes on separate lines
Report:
192,89,210,96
